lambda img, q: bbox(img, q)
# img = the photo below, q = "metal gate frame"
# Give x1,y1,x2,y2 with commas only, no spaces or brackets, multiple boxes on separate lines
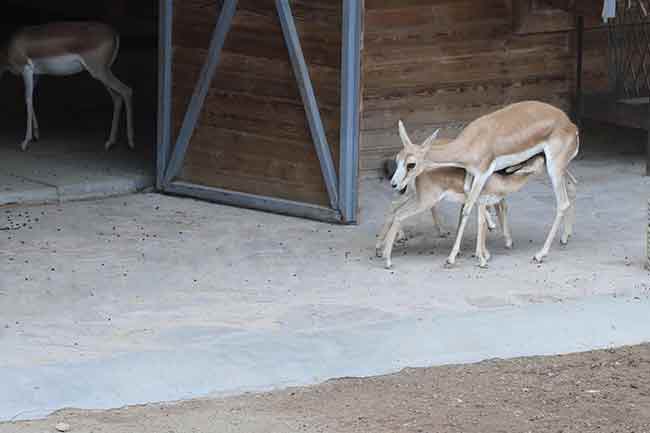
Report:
156,0,362,224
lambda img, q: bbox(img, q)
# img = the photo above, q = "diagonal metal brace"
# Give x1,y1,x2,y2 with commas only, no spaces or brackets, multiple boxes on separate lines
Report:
275,0,339,209
163,0,238,186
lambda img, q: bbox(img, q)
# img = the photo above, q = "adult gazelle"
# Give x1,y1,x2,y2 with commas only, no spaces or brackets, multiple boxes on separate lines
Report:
391,102,579,265
0,22,134,151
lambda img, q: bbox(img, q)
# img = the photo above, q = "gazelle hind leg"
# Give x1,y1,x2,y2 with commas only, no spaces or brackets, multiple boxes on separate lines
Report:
85,60,135,148
430,206,446,237
31,105,39,141
31,73,40,140
484,206,497,231
104,88,123,150
534,162,570,263
496,200,513,249
20,67,35,151
560,176,577,245
474,205,487,258
476,205,490,268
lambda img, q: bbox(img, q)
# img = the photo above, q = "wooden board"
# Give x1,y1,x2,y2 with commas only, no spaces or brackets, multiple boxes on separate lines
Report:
171,0,341,206
360,0,608,171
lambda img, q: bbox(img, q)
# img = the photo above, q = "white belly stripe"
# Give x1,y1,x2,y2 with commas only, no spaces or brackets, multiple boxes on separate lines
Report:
492,141,548,171
30,55,85,76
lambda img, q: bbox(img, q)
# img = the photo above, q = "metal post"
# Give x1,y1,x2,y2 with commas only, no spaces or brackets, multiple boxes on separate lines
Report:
575,14,584,127
647,104,650,176
339,0,362,224
157,0,173,190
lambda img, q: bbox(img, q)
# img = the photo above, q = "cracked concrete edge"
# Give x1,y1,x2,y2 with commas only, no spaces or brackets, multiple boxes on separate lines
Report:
1,294,648,422
0,175,154,207
55,175,154,202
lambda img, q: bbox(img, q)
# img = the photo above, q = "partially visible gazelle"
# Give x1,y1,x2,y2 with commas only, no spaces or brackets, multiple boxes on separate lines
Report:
0,22,134,151
391,101,579,264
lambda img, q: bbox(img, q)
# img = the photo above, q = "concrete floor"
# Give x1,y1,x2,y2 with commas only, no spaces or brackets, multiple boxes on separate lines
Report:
1,143,649,420
0,131,154,206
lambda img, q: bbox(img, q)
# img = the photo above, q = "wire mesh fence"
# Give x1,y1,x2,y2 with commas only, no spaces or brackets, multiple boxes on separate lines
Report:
608,0,650,100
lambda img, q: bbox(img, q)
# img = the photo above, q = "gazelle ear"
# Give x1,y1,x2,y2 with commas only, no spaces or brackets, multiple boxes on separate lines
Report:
422,128,440,148
398,120,413,148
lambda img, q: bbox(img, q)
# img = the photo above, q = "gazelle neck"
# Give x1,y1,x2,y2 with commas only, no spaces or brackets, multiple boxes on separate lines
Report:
422,138,470,169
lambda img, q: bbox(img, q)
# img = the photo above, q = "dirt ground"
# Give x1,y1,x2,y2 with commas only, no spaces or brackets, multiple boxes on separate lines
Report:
2,343,649,433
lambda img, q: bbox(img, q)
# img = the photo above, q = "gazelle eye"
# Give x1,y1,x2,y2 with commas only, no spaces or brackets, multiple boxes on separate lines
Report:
407,163,416,170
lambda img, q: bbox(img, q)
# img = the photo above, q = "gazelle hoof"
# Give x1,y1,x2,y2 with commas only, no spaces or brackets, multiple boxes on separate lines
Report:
128,140,136,150
505,241,513,250
384,261,393,270
443,259,455,269
560,236,569,246
105,140,115,151
375,247,383,258
532,254,544,264
20,140,30,151
478,261,489,269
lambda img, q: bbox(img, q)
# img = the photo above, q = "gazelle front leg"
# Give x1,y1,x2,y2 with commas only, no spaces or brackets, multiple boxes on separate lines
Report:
382,200,430,269
20,66,35,151
446,207,471,267
376,193,411,256
446,170,491,266
463,170,492,217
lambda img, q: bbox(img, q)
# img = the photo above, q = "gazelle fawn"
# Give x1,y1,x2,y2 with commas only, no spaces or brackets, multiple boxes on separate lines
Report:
0,22,134,151
391,101,579,265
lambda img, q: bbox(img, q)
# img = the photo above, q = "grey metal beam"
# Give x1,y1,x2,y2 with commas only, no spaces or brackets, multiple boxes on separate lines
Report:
338,0,362,224
163,0,238,186
156,0,173,190
275,0,339,209
166,181,343,223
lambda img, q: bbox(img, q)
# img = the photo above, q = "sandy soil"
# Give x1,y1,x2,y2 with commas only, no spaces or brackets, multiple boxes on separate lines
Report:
2,343,649,433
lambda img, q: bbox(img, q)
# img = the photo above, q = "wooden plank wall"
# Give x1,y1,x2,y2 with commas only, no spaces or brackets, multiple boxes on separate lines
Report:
172,0,341,206
360,0,609,171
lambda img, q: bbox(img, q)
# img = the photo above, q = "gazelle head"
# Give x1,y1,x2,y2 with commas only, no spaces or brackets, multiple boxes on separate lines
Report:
390,120,440,193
